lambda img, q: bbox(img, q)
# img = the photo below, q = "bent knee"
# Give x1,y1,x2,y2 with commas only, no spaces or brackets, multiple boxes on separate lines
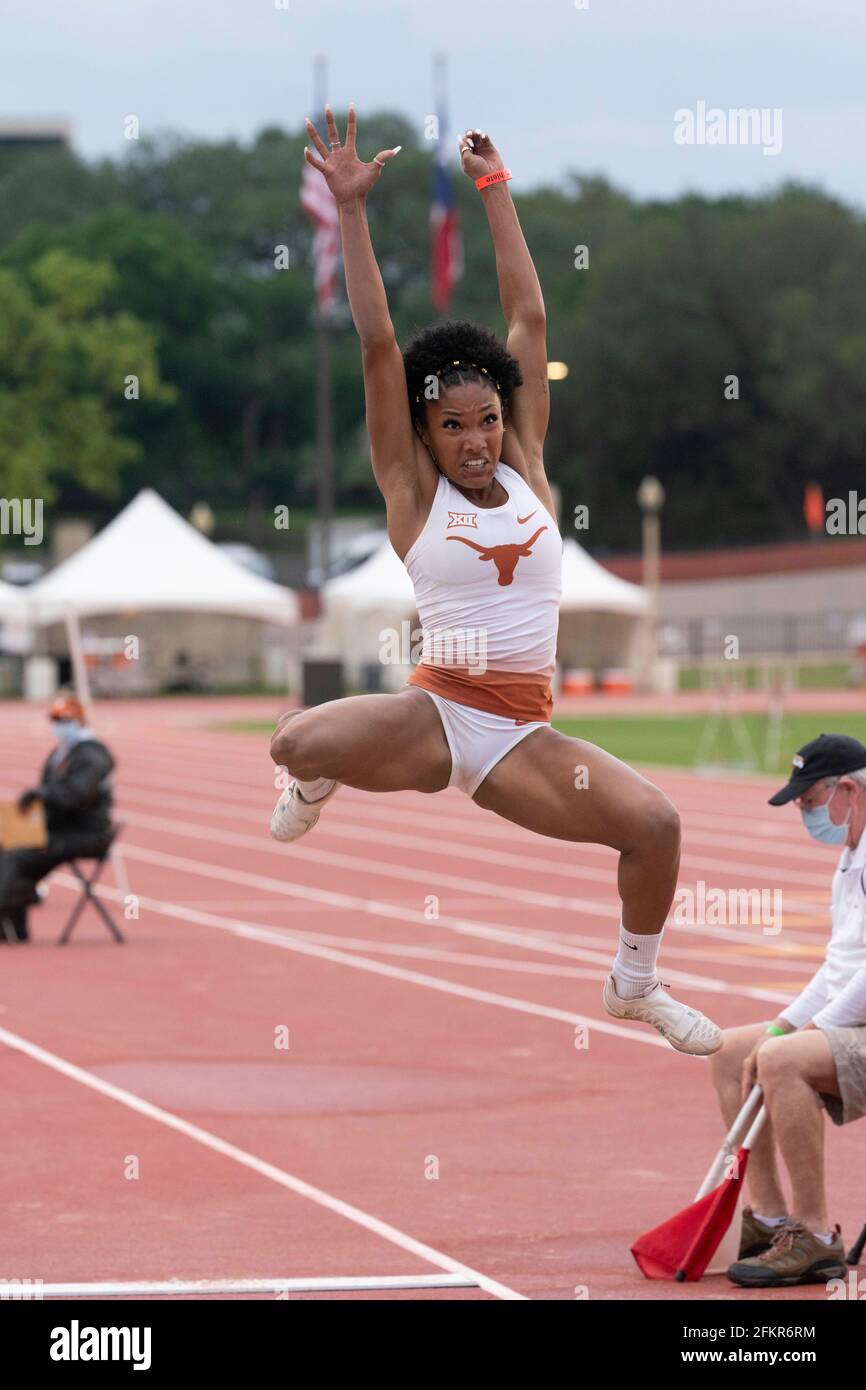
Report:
270,710,315,769
755,1038,796,1084
636,791,681,854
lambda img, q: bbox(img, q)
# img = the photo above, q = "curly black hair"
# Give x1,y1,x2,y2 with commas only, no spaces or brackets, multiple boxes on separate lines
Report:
401,319,523,429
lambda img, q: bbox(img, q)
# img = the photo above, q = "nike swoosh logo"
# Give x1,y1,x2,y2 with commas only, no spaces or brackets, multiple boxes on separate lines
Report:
517,511,537,525
621,939,639,950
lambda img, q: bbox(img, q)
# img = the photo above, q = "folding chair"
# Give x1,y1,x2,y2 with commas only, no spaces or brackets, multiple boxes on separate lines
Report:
849,1222,866,1267
0,909,25,943
57,822,126,945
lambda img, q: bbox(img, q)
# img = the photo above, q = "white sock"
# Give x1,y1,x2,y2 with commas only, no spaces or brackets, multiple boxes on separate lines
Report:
753,1212,787,1228
814,1231,836,1245
295,776,336,804
611,924,662,999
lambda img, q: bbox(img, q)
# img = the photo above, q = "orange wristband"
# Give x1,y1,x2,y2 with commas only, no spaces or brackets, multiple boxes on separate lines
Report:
475,168,512,191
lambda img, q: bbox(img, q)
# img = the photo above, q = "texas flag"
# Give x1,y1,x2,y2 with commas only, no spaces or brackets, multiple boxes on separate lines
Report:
300,156,341,316
430,109,463,312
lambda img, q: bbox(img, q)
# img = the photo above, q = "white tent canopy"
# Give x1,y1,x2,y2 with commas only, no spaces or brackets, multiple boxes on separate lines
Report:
324,540,415,614
0,578,27,617
560,538,647,614
24,488,299,626
321,539,416,691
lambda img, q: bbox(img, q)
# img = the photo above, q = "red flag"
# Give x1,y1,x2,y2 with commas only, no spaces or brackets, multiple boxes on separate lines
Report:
300,158,340,315
632,1146,751,1281
804,482,825,535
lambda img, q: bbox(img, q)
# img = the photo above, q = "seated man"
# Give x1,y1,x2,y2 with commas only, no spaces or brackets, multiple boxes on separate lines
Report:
710,732,866,1287
0,693,115,942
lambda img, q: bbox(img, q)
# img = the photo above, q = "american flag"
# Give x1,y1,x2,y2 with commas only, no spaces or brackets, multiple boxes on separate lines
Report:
430,109,463,312
300,156,341,316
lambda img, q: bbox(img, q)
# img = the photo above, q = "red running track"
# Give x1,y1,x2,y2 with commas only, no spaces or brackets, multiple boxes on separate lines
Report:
0,697,862,1301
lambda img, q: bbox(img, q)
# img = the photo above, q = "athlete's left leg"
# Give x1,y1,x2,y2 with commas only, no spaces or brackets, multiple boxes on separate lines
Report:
472,725,721,1055
472,726,679,934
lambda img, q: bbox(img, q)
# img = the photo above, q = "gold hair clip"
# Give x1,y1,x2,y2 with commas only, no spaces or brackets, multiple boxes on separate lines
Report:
414,359,500,403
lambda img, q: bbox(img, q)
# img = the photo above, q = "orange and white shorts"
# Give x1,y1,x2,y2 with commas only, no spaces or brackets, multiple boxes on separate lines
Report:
415,688,547,797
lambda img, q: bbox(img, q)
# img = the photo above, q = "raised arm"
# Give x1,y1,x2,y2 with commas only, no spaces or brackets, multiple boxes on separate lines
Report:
458,130,551,500
303,106,434,544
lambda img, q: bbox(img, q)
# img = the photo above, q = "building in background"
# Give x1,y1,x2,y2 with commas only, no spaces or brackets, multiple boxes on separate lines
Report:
0,119,71,154
604,536,866,683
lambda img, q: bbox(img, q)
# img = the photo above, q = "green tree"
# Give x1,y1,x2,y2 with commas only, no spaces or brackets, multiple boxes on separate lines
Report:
0,248,175,500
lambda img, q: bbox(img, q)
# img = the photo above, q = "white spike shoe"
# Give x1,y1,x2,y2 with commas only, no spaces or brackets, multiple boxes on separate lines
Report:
603,975,722,1056
270,779,340,843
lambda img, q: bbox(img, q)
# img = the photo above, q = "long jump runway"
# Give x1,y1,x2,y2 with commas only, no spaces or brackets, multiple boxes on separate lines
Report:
1,698,861,1301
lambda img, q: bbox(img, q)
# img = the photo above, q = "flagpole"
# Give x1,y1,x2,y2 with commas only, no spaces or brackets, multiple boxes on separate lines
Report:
430,52,462,319
432,51,446,321
433,50,446,119
313,52,334,584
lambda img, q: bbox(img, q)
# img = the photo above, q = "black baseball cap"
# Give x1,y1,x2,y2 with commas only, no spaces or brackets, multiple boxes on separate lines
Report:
768,733,866,806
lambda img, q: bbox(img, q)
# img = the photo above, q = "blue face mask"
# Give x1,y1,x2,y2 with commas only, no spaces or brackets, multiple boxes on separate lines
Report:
800,789,851,845
52,719,80,743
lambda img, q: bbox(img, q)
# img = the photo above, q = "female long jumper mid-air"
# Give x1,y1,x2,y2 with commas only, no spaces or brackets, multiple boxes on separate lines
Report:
270,104,721,1057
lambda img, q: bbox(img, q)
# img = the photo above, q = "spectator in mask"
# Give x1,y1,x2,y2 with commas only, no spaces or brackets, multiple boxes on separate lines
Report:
0,692,115,942
710,733,866,1287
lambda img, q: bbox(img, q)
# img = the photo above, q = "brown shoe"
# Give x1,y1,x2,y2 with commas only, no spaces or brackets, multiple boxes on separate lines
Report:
739,1206,784,1259
728,1219,846,1287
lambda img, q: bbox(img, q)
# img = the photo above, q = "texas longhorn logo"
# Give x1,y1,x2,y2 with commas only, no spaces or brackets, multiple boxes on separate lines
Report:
447,526,548,585
447,511,478,529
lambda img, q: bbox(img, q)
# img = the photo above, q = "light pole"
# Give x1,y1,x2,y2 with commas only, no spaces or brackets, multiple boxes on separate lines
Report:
637,475,665,693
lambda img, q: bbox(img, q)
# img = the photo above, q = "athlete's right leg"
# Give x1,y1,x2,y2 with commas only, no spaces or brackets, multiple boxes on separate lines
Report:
269,687,452,794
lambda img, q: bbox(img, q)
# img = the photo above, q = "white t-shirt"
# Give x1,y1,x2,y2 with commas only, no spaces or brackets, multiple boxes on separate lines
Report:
780,823,866,1030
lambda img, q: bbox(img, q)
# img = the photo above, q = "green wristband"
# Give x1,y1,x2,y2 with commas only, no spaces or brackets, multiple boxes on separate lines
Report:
766,1024,787,1036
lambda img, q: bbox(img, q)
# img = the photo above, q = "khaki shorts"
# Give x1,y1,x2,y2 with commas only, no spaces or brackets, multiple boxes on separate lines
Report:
818,1025,866,1127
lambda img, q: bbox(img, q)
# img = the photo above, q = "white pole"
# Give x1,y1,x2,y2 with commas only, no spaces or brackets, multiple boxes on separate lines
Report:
693,1085,762,1199
64,605,94,726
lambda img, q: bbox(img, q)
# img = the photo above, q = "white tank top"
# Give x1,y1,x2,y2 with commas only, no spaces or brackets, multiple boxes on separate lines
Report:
403,463,562,720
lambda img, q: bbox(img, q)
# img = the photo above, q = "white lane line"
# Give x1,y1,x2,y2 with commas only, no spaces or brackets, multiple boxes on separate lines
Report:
542,928,821,976
121,809,619,917
0,766,832,895
0,1026,523,1301
156,921,797,996
17,733,809,851
48,872,667,1046
225,929,615,981
111,809,831,955
103,840,801,1008
45,849,811,981
82,769,834,891
117,763,815,849
38,1273,477,1297
110,759,819,852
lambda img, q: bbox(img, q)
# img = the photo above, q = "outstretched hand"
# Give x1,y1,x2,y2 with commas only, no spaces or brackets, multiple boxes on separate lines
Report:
304,103,401,205
457,128,505,181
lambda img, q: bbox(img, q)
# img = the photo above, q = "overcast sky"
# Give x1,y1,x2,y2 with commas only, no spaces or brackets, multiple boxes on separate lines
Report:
4,0,864,206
